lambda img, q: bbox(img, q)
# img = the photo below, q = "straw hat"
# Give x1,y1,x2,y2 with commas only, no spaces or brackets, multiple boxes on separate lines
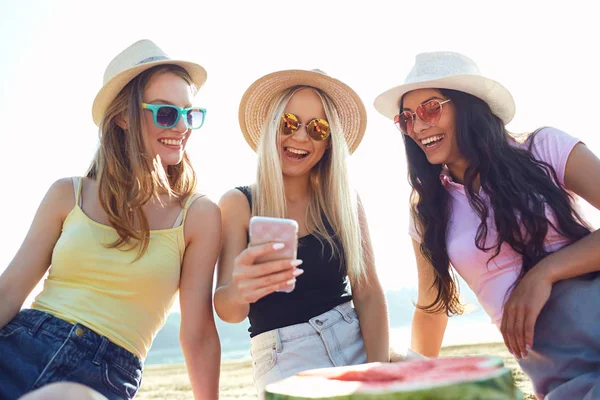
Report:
92,39,207,126
374,51,515,124
238,69,367,153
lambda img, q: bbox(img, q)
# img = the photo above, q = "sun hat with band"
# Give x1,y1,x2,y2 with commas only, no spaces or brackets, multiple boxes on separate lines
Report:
239,69,367,154
374,51,515,125
92,39,207,126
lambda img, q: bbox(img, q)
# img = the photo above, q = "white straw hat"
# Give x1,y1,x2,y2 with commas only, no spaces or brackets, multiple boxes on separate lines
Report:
92,39,207,126
374,51,515,124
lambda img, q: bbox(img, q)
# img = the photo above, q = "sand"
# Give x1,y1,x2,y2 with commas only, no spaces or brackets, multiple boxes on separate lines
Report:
135,341,535,399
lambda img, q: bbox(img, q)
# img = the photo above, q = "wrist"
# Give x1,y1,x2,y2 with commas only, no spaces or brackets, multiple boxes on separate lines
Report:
533,257,560,285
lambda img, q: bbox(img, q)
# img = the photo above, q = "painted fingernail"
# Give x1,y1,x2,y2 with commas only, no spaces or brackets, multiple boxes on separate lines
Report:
290,259,303,267
273,243,285,250
521,352,527,359
292,268,304,277
286,278,296,285
525,344,532,352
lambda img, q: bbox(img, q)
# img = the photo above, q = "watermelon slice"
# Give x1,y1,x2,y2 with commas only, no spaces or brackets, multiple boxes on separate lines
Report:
264,356,523,399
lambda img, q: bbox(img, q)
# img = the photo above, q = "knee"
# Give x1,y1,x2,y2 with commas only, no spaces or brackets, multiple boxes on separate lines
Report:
19,382,108,400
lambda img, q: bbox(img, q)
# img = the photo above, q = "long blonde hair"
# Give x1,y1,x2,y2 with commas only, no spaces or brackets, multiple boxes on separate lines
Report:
87,65,198,258
252,86,366,284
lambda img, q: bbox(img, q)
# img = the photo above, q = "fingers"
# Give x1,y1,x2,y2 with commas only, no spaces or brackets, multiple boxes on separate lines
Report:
232,246,305,303
502,304,534,360
236,242,286,265
247,267,304,291
237,269,304,303
235,258,303,280
523,311,536,357
501,304,518,359
513,306,526,359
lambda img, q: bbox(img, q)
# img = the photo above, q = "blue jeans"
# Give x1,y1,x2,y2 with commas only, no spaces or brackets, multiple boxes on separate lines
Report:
517,272,600,400
0,309,143,400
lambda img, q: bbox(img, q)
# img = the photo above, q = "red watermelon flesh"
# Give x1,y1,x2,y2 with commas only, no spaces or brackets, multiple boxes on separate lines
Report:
265,356,522,399
312,357,499,384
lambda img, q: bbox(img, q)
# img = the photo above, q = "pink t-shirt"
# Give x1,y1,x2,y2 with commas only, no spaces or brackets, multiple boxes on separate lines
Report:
409,127,581,326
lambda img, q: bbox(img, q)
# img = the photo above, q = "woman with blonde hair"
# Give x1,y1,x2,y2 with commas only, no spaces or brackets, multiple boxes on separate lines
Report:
0,39,221,400
215,69,389,397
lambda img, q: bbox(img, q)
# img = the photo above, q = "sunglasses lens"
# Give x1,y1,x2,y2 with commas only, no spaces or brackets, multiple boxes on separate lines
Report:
394,112,412,134
417,100,443,125
155,106,178,127
187,109,206,129
307,119,330,141
281,113,299,135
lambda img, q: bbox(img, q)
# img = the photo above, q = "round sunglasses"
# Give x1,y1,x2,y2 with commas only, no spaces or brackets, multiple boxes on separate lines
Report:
280,113,331,141
394,99,451,135
142,103,207,130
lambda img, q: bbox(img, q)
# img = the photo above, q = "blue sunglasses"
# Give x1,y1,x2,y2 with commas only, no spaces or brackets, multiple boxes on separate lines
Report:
142,103,207,130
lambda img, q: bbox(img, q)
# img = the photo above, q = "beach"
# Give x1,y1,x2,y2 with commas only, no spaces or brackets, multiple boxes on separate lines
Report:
136,341,535,399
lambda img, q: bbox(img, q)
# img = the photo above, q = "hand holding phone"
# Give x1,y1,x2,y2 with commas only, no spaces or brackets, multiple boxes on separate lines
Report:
249,216,300,293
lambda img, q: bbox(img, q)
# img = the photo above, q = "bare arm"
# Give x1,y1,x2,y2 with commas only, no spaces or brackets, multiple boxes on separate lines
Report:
410,239,448,357
213,190,252,322
501,143,600,358
0,178,73,327
351,197,390,363
179,197,222,400
213,189,300,323
541,143,600,282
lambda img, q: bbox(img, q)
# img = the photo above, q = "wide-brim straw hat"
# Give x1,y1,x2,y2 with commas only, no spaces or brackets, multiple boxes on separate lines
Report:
239,69,367,153
374,51,515,125
92,39,207,126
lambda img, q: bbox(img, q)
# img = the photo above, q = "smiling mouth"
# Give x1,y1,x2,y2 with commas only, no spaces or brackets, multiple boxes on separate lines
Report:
420,134,445,148
159,138,183,146
284,146,310,159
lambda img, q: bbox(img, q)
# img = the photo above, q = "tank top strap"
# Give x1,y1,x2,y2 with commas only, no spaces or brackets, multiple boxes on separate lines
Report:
71,176,83,207
235,185,252,209
171,193,204,228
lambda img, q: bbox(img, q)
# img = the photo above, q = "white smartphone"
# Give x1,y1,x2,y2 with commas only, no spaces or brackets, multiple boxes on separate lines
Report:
249,216,299,293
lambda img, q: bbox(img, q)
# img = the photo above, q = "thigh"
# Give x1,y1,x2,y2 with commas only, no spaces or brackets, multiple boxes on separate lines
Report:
19,382,109,400
1,311,141,400
252,330,335,396
329,308,367,366
0,318,63,399
251,343,282,397
518,273,600,398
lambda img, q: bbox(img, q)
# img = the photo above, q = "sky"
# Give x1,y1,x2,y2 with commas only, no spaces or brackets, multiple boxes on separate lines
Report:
1,0,599,312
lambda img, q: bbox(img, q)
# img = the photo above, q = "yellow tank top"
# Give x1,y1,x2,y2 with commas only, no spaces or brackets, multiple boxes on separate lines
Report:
32,177,199,359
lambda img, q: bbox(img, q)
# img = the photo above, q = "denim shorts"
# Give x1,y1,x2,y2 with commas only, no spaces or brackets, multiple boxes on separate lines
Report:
0,309,143,400
250,301,367,399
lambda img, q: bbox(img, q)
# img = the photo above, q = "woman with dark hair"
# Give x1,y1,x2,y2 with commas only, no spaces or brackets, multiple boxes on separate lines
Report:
374,52,600,399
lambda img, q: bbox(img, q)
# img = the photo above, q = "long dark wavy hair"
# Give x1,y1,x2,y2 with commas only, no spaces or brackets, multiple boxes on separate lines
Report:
405,89,591,315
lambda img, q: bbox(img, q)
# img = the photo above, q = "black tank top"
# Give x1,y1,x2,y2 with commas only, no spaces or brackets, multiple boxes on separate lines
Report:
236,186,353,337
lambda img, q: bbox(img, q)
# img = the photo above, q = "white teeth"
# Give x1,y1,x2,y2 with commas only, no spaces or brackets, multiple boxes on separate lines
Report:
159,139,183,146
286,147,308,155
421,135,444,145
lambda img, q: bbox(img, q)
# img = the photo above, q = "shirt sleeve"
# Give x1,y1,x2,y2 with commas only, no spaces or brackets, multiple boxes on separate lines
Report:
528,127,582,186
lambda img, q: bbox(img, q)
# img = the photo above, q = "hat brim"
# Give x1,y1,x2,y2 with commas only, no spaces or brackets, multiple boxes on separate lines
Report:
92,59,207,126
374,75,515,125
238,70,367,154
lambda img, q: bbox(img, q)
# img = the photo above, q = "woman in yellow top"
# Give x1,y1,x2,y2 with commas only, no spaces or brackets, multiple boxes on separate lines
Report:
0,39,221,400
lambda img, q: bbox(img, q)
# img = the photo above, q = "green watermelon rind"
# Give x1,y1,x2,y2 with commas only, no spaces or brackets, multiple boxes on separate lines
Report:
265,362,523,400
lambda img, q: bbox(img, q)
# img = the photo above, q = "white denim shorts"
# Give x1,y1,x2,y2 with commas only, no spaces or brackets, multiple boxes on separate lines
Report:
250,301,367,398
